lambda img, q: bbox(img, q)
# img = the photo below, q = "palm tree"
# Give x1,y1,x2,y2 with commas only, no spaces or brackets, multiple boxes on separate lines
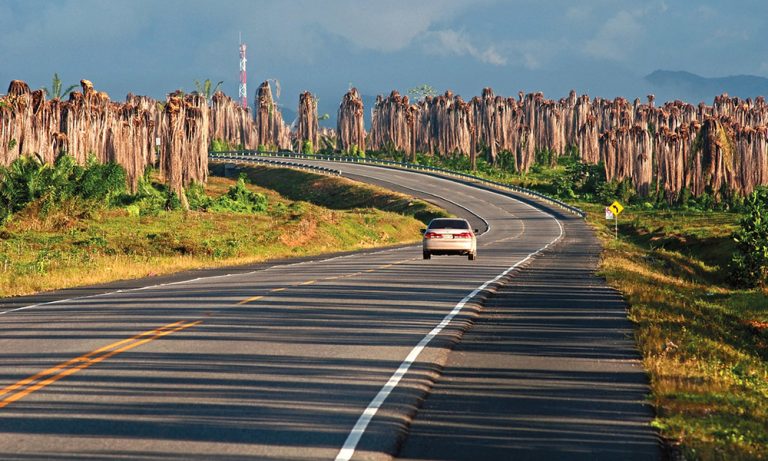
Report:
43,73,78,100
194,79,223,102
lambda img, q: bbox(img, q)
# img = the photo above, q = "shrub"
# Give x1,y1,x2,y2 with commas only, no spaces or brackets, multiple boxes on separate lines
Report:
185,182,213,210
729,187,768,287
495,150,516,173
344,144,365,158
0,154,128,222
208,175,268,214
535,148,554,167
76,156,126,202
301,140,314,155
210,138,233,152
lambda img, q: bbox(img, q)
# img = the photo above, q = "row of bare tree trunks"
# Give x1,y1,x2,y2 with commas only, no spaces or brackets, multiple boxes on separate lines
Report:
368,88,768,199
3,76,767,201
0,80,162,192
0,79,297,197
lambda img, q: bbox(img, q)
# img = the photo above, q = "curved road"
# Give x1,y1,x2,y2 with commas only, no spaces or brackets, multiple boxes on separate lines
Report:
0,162,656,460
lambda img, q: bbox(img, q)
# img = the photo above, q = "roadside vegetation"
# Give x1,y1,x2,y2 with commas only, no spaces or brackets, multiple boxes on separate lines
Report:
0,154,445,298
362,147,768,460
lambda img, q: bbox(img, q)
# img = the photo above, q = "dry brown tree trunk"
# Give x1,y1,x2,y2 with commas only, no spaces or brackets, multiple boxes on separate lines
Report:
160,93,185,205
578,115,600,164
159,92,209,208
296,91,319,153
414,97,435,156
337,88,366,154
473,88,497,163
254,81,290,151
599,130,617,182
370,90,417,158
517,125,535,173
210,91,257,150
106,97,156,192
631,125,653,196
494,96,520,159
0,81,63,166
59,80,113,165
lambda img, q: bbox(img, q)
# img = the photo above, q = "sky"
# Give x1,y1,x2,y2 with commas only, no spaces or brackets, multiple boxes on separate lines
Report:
2,0,767,125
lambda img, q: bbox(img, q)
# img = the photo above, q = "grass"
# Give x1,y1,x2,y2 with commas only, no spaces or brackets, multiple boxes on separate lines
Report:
221,163,448,224
576,202,768,460
0,169,446,298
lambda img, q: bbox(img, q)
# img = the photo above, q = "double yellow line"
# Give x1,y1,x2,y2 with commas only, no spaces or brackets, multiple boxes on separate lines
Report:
1,257,410,409
0,319,201,409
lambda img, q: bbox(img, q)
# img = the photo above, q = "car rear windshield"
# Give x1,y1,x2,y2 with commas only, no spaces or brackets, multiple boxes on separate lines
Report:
428,219,470,230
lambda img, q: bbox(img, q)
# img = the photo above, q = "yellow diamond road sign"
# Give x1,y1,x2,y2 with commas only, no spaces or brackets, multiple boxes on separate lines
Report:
609,201,624,216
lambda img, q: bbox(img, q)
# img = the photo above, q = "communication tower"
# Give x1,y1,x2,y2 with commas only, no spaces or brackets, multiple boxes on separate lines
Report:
239,33,248,109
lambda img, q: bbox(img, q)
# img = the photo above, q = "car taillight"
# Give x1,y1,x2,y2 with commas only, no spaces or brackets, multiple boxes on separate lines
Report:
455,232,473,239
424,231,443,239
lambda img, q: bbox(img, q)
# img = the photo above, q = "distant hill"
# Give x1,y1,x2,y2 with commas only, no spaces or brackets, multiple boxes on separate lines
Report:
645,70,768,102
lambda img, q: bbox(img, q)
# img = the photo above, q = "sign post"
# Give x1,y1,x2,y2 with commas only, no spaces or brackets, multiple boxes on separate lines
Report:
607,201,624,239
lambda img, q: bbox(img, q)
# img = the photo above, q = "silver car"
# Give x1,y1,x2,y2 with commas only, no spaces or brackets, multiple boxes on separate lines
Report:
422,218,478,260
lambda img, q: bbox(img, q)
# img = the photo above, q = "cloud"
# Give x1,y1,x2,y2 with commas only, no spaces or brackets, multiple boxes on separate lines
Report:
583,9,644,61
566,5,592,22
311,1,473,52
422,29,507,66
238,0,481,54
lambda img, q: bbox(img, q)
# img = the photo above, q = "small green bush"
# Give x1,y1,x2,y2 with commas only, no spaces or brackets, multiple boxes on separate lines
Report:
729,187,768,287
301,140,314,155
210,138,233,152
207,175,268,214
185,182,213,210
0,154,128,223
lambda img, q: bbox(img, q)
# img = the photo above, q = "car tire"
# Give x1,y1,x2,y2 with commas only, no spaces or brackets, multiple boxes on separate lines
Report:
423,251,431,260
468,253,476,261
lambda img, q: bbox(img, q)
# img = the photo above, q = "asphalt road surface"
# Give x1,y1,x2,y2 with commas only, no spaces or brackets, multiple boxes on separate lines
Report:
0,161,659,460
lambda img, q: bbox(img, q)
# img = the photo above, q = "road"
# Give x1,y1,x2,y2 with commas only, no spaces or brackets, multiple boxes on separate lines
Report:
0,162,657,460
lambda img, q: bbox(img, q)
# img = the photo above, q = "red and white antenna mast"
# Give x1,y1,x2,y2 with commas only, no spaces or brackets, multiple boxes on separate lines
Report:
239,32,248,109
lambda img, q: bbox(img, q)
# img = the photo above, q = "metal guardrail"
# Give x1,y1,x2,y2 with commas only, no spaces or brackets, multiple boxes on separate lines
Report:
209,150,586,218
210,154,342,177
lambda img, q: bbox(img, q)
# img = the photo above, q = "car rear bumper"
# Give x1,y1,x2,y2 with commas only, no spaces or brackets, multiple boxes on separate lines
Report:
423,239,475,254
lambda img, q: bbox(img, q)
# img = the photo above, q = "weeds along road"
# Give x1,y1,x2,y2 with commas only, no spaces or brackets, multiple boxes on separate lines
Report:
0,161,656,460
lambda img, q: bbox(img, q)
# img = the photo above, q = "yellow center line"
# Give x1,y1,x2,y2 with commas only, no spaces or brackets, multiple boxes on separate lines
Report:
0,320,201,410
0,320,186,399
271,287,286,292
299,280,316,286
237,295,263,305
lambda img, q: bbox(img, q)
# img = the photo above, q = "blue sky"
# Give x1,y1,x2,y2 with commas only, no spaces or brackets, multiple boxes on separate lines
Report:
2,0,767,124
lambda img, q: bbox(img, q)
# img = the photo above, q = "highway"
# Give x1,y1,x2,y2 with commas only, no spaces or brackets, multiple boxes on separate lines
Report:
0,162,657,460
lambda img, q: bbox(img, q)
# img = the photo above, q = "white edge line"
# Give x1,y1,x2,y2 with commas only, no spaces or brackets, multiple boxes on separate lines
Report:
335,180,564,461
0,248,404,316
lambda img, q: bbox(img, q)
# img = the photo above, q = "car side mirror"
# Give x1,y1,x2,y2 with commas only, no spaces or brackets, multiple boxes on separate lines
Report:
420,228,427,234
